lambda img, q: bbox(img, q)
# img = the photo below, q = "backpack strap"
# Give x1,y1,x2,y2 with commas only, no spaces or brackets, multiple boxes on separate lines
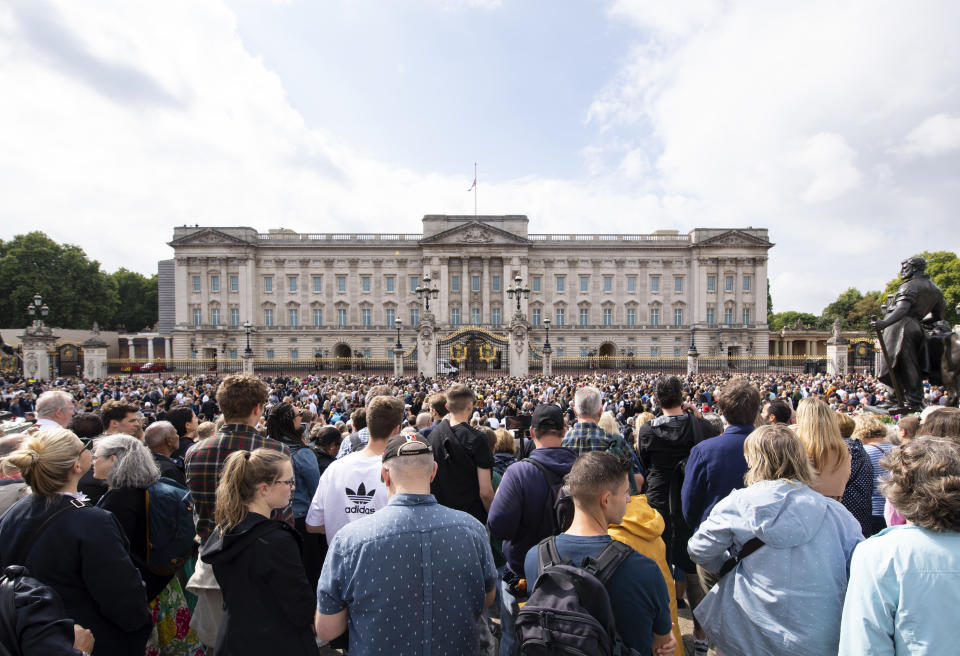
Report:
523,457,559,488
536,536,567,576
581,540,634,585
718,536,765,577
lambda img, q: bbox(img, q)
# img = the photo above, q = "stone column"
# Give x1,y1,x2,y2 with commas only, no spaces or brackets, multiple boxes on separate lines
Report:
393,347,404,377
242,350,255,375
417,313,437,378
687,348,700,376
82,335,108,380
481,257,490,323
165,337,172,359
127,339,136,359
509,316,530,377
20,330,58,382
542,345,552,376
438,257,449,327
826,335,848,375
147,338,154,360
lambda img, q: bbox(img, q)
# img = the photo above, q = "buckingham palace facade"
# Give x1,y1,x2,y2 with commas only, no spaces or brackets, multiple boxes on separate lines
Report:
165,215,773,362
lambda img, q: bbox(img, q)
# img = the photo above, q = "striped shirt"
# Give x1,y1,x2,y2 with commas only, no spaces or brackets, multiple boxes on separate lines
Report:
863,441,892,516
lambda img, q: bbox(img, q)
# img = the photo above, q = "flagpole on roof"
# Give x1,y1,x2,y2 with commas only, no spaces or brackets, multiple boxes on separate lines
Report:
474,162,478,217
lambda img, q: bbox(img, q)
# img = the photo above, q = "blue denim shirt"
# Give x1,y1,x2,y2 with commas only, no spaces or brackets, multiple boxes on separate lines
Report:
317,493,497,656
290,445,321,518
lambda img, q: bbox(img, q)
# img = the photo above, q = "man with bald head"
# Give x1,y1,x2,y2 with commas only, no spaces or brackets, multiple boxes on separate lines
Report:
144,421,185,484
35,391,75,430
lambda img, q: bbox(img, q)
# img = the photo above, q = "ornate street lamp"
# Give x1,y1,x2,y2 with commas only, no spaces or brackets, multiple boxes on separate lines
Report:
26,293,49,329
506,275,530,312
415,276,439,311
543,317,551,349
243,321,253,355
394,318,403,349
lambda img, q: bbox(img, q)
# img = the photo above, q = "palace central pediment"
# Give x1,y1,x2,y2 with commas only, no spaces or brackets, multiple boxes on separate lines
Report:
419,221,530,246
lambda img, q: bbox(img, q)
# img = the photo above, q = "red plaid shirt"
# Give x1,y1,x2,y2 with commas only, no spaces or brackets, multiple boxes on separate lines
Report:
185,423,291,543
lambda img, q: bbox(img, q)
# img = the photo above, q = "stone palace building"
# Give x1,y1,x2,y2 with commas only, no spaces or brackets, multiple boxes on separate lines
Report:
164,215,773,367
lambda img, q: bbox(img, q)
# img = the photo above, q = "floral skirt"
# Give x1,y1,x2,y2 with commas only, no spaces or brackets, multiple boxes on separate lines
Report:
145,576,205,656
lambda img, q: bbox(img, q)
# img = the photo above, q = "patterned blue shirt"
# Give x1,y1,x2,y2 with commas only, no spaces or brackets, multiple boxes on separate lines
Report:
317,493,497,656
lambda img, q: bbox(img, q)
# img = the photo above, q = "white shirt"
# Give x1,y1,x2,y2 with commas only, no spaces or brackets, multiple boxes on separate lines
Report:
305,452,387,541
34,417,62,431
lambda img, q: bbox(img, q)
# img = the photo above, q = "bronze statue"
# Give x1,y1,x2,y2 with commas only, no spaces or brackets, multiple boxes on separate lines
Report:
870,257,949,412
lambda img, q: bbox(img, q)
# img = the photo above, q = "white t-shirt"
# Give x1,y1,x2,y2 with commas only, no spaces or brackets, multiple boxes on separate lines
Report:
305,452,387,540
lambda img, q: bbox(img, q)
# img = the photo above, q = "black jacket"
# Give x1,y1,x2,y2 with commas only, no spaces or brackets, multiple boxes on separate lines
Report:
200,513,319,656
96,486,174,601
0,495,151,656
152,452,186,485
0,565,78,656
426,419,495,523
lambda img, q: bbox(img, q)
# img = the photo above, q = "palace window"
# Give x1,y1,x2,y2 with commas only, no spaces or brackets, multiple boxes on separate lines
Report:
230,308,240,326
230,275,239,292
603,276,612,292
603,308,612,326
385,276,395,292
626,276,636,292
288,309,298,326
211,275,220,292
650,308,660,325
313,308,323,326
264,276,273,293
264,309,274,326
288,276,297,293
650,275,660,292
361,308,371,326
626,308,636,326
531,308,541,326
337,276,346,292
532,276,541,292
555,308,565,326
579,308,589,326
337,308,347,326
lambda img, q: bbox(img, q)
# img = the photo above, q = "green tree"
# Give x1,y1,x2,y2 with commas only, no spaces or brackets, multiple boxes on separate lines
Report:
108,269,158,332
821,288,864,328
768,311,827,331
0,232,119,329
767,279,773,322
882,251,960,324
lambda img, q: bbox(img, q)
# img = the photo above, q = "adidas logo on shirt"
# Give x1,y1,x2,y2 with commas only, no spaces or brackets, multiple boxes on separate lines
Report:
345,482,377,514
346,483,376,505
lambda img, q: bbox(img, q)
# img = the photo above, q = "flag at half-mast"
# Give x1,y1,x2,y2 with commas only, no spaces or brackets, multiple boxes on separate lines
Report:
467,176,476,192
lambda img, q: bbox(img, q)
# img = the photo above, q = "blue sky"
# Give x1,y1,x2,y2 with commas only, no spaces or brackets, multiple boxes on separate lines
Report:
229,0,635,181
1,0,958,315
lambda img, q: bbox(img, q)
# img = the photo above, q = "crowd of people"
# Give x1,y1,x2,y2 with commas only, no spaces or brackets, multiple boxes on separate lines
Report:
0,367,957,655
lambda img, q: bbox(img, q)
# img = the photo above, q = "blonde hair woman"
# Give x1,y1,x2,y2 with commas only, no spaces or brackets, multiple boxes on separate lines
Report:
200,448,319,655
688,425,863,656
598,410,621,436
0,429,152,654
852,413,894,535
795,398,851,500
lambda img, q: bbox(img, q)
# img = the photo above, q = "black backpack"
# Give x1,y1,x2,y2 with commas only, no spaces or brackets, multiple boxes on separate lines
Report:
667,411,704,521
522,458,573,539
516,537,640,656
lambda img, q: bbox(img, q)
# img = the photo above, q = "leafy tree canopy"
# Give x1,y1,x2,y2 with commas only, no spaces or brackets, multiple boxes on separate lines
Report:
0,232,157,331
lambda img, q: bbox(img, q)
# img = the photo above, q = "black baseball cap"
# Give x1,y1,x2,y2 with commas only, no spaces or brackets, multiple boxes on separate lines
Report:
382,433,433,463
531,404,564,431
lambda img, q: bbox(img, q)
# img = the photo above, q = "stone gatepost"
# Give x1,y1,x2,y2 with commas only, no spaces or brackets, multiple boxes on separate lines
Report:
687,347,700,376
509,314,530,378
826,336,848,376
541,345,552,377
242,351,256,375
393,347,404,377
20,328,58,382
82,333,108,380
417,313,437,378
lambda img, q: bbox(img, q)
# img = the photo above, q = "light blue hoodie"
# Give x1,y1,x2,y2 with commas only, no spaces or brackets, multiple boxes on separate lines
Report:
688,479,863,656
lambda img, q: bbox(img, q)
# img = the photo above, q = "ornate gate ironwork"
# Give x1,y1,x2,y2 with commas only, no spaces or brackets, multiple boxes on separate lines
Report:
436,327,509,378
848,339,877,374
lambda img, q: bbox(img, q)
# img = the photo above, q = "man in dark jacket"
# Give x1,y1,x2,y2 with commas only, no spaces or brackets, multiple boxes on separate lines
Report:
681,376,761,533
426,383,494,523
144,421,186,485
635,375,719,654
487,403,576,656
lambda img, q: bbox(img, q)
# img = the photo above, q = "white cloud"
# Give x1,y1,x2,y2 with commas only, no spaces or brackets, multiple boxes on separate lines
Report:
593,0,960,310
791,133,862,204
895,113,960,158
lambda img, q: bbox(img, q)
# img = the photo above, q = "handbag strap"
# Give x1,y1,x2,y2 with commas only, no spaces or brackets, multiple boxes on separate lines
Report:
718,536,765,577
4,497,86,569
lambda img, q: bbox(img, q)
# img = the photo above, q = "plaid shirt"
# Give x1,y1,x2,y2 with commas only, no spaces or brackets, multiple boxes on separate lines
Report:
561,422,644,493
185,423,291,543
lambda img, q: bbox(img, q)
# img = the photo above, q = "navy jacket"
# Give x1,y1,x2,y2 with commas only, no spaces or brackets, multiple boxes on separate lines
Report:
681,424,754,531
487,446,577,578
0,495,152,656
0,565,78,656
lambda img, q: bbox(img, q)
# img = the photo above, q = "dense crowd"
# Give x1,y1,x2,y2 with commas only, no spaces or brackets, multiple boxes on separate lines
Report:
0,369,957,656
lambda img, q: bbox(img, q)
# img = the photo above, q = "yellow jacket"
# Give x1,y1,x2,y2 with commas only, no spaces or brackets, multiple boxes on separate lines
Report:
608,494,681,655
